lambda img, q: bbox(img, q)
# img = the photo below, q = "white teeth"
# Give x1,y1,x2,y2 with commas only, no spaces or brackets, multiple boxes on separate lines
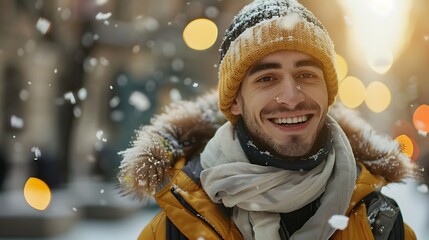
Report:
274,115,308,124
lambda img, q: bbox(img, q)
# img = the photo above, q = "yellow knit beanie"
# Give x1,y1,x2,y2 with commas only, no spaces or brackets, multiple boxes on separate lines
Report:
218,0,338,124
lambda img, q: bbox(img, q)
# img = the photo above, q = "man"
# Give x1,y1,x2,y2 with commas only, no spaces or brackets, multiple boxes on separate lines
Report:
118,0,420,239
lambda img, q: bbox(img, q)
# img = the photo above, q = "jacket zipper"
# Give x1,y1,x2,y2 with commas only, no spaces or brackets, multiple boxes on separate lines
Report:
170,186,225,240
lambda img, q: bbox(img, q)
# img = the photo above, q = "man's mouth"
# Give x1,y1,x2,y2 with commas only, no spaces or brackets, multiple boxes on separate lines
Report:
271,114,313,126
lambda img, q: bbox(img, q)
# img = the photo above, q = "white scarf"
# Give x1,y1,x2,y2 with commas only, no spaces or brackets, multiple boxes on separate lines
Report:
200,115,356,240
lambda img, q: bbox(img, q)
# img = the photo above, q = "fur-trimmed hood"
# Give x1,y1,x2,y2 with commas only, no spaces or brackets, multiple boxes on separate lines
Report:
118,90,420,200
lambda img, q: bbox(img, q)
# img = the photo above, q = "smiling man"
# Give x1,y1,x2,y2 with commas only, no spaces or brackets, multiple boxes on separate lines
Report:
232,50,327,158
118,0,419,239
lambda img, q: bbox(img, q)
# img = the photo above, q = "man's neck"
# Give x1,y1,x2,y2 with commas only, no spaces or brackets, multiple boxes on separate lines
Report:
235,118,333,171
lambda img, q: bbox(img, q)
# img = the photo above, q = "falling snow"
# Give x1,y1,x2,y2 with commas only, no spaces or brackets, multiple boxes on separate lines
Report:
416,184,428,193
129,91,151,111
172,184,189,196
10,115,24,129
64,92,76,104
96,130,107,142
328,215,349,230
95,12,112,20
77,88,87,100
31,147,42,160
169,88,182,102
280,12,301,30
417,130,427,137
36,18,51,34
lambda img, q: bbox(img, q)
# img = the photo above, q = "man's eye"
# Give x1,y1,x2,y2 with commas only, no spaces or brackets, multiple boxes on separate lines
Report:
257,76,275,82
298,73,316,79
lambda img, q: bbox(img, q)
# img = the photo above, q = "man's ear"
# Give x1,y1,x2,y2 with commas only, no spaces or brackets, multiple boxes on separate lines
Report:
230,97,242,116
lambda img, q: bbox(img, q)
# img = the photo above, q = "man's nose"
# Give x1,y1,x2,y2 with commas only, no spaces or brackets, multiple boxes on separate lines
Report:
274,76,305,109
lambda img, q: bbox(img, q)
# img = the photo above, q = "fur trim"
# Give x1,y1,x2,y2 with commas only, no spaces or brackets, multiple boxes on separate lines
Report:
329,103,421,182
118,90,421,200
117,90,224,200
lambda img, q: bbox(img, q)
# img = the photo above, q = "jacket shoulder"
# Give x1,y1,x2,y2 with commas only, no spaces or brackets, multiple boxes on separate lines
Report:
139,212,166,240
334,163,416,240
148,158,242,240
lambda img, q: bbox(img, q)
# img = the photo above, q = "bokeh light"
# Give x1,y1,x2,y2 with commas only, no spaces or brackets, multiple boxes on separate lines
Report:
394,134,413,158
413,104,429,134
335,54,348,82
338,76,365,108
364,81,391,113
367,50,394,74
183,18,218,50
23,177,52,210
391,119,420,161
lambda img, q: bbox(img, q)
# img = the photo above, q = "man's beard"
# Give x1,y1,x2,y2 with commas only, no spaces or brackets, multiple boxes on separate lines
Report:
241,101,326,158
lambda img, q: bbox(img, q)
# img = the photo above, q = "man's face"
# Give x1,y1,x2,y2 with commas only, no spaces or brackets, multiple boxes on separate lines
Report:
231,50,329,157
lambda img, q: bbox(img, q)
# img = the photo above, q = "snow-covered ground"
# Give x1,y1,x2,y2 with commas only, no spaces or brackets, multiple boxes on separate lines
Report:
49,207,160,240
0,206,159,240
382,179,429,239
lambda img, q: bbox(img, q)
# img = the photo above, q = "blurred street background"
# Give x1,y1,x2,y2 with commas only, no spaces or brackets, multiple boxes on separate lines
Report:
0,0,428,239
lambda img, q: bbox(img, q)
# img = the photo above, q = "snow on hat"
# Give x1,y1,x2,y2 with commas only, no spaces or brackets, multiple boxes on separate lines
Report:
218,0,338,124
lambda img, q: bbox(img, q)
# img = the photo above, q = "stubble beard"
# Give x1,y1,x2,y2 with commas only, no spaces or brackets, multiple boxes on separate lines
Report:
241,102,327,158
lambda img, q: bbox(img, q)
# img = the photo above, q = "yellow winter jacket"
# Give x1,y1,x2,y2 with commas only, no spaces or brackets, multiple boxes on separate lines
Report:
138,161,415,240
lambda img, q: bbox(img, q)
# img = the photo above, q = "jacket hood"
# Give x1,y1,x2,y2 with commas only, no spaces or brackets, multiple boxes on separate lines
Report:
118,90,421,200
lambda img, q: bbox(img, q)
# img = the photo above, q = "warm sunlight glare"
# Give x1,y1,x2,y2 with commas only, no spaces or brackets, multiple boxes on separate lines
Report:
338,0,413,74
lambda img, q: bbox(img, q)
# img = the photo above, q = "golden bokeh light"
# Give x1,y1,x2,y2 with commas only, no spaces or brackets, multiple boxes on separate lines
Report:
394,134,414,158
335,54,348,82
364,81,391,113
339,76,365,108
367,50,394,74
23,177,52,210
183,18,218,50
413,104,429,134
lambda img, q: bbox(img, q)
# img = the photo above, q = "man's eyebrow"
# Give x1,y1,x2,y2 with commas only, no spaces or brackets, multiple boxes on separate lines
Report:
295,59,323,70
247,62,281,76
247,59,323,77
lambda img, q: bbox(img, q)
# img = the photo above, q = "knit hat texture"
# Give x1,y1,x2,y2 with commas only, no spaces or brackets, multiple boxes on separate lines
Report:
218,0,338,124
